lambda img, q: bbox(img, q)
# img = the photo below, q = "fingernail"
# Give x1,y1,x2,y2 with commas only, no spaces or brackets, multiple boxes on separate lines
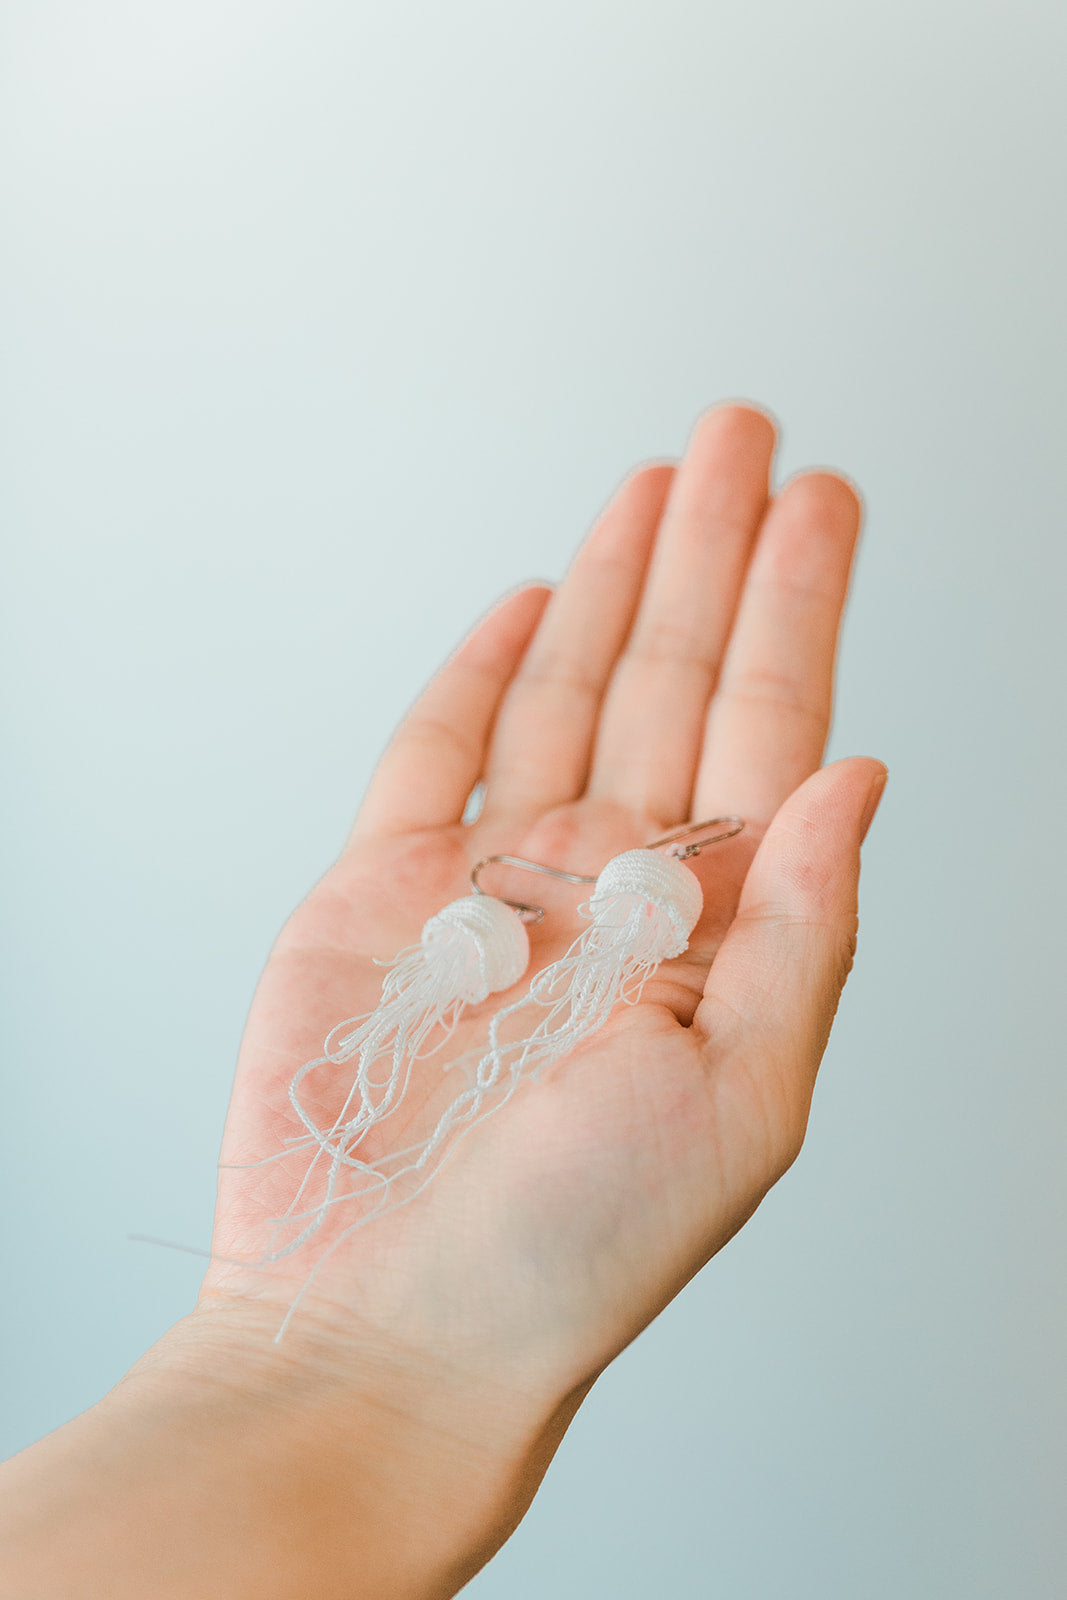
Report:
859,766,888,842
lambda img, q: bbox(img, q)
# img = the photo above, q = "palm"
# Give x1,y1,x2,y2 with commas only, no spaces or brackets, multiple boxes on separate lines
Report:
204,407,881,1384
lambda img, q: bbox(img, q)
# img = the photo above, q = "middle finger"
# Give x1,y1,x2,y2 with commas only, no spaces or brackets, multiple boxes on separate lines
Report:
587,404,776,825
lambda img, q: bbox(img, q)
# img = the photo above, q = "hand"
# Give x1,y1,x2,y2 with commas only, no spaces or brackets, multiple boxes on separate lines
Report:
0,403,885,1600
206,402,884,1389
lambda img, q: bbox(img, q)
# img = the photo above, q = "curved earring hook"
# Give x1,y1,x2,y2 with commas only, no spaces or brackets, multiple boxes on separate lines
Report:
469,856,596,923
470,817,744,920
644,815,745,860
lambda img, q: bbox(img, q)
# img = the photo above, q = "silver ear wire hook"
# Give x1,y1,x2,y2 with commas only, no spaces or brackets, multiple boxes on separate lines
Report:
470,818,744,921
644,815,745,860
469,856,597,923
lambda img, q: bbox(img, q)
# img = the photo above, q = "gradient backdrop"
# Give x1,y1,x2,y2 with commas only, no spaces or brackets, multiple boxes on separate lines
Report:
2,3,1065,1595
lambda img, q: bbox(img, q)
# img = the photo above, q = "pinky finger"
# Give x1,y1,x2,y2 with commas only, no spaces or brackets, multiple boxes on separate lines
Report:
351,584,552,840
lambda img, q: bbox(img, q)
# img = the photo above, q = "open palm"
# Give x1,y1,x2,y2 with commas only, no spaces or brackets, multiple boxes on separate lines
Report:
203,405,884,1396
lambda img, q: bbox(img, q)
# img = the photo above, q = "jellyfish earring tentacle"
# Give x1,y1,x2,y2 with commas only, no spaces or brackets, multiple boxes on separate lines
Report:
290,893,532,1152
267,888,533,1263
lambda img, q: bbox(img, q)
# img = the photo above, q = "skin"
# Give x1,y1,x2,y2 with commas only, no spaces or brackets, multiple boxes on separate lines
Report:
0,403,887,1598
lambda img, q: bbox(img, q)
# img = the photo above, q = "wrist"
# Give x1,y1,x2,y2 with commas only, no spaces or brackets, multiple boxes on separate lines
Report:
0,1297,583,1600
141,1299,578,1599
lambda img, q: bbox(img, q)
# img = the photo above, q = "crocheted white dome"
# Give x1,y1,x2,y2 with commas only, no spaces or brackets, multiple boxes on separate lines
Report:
590,849,703,958
423,893,530,1002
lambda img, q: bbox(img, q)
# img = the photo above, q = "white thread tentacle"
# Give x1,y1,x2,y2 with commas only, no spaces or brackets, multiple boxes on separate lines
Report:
268,895,528,1263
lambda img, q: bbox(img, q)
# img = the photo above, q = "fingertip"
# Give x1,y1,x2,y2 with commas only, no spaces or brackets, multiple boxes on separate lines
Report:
627,459,676,487
451,582,551,669
504,579,555,604
788,756,888,837
858,763,889,842
602,461,676,529
779,466,865,529
689,400,779,459
824,756,889,803
750,758,887,913
493,580,555,627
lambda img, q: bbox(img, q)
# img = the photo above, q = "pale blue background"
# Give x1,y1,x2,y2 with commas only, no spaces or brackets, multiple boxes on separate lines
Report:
2,3,1065,1595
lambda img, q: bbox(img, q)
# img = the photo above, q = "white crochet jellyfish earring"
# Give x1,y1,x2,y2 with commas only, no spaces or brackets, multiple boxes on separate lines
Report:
266,875,551,1264
477,817,745,1087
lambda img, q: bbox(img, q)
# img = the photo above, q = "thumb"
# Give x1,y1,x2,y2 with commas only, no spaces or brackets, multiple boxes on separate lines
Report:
696,756,887,1156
